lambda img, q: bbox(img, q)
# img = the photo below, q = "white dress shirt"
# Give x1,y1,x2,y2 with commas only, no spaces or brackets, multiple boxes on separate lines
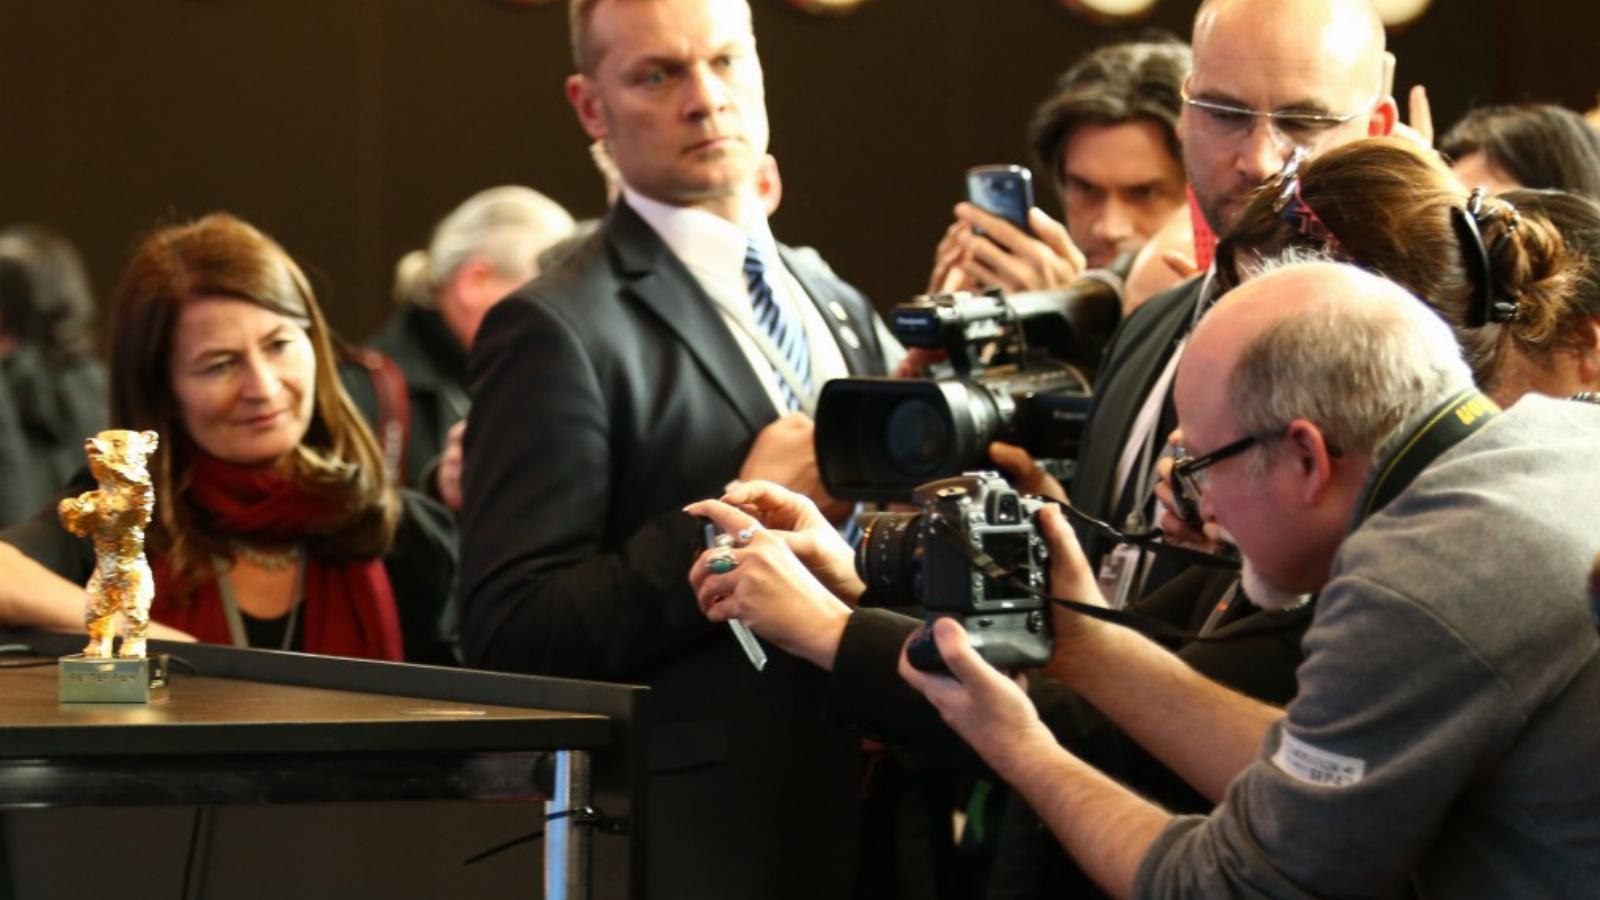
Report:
623,186,850,415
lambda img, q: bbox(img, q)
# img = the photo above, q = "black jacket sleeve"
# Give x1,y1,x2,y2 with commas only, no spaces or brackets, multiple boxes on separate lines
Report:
0,470,94,581
386,487,460,666
458,292,715,680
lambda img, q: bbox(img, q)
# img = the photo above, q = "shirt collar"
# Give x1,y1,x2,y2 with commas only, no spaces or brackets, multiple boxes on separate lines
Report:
621,185,776,275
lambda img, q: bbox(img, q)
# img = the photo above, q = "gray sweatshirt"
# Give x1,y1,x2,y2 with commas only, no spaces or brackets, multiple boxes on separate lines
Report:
1134,395,1600,898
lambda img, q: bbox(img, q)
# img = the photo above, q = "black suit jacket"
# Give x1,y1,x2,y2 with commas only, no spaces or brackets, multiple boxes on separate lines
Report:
370,304,469,488
1069,276,1205,569
460,200,886,899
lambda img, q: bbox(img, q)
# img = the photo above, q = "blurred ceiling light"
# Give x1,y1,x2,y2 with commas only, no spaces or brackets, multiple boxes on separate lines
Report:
1061,0,1159,23
786,0,869,13
1370,0,1433,27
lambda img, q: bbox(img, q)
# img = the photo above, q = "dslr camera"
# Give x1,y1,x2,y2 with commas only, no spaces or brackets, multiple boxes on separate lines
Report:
815,277,1120,502
857,472,1052,673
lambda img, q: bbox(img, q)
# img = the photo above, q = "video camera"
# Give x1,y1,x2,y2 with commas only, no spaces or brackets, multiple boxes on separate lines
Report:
815,272,1121,502
857,472,1052,673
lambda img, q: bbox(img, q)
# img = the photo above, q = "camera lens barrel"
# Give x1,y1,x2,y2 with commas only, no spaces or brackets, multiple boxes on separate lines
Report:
854,511,923,606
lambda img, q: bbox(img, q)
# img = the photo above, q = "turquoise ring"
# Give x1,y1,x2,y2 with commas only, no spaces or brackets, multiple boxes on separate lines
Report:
707,553,739,575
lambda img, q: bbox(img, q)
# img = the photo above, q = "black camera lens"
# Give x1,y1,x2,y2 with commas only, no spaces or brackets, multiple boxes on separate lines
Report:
855,512,923,606
884,398,950,478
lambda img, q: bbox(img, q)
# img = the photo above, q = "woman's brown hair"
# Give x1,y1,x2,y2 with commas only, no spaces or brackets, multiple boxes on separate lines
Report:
1215,137,1587,397
108,213,399,583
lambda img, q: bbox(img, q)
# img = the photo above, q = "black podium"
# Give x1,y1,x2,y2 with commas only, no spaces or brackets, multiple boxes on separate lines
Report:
0,629,648,900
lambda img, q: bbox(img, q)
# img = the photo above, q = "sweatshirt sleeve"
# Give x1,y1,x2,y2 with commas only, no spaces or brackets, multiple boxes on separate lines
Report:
1135,576,1526,899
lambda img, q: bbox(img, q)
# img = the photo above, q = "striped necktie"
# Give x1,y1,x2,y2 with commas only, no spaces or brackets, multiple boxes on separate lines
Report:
744,240,812,410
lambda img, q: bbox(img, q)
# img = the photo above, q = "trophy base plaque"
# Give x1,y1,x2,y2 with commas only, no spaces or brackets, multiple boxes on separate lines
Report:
59,654,169,704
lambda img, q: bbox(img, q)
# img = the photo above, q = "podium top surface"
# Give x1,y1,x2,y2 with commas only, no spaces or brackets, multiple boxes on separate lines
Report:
0,659,612,758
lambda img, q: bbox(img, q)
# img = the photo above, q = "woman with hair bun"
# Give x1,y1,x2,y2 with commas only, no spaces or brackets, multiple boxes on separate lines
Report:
0,214,457,662
1216,137,1598,404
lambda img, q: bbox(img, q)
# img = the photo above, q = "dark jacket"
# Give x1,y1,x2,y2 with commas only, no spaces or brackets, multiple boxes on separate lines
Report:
368,304,469,487
0,346,107,527
459,199,887,900
1068,276,1203,569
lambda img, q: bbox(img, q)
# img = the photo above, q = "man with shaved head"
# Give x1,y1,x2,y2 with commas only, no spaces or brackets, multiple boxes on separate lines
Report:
904,261,1600,897
1072,0,1396,596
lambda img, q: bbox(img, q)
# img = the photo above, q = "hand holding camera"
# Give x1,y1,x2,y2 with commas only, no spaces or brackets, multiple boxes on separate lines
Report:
861,472,1054,675
897,615,1056,779
988,440,1068,504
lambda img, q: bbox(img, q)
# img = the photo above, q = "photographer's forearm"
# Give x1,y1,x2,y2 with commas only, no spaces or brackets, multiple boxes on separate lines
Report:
1002,735,1169,900
0,541,86,632
1050,620,1279,804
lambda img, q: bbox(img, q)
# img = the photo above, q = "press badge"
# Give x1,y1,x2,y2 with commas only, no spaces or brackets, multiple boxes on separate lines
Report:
1272,731,1366,788
1097,543,1147,610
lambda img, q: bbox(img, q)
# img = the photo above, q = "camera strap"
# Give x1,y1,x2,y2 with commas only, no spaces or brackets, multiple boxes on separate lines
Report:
1349,389,1499,532
929,517,1305,646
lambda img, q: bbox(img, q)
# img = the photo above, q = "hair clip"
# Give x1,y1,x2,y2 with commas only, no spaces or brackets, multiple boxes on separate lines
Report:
1453,188,1519,327
1278,178,1339,246
1271,148,1340,250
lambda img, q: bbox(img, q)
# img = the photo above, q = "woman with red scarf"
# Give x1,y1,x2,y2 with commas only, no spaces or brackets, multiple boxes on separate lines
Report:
0,214,457,663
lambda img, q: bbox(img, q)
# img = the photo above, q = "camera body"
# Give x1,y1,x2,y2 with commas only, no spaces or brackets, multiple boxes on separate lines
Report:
857,472,1053,673
817,285,1116,503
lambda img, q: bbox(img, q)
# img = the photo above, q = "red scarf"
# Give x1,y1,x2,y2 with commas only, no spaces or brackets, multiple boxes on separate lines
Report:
150,451,404,661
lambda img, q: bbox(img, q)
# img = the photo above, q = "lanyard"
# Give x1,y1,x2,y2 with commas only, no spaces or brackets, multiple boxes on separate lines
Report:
1351,389,1500,531
710,283,818,416
214,556,307,651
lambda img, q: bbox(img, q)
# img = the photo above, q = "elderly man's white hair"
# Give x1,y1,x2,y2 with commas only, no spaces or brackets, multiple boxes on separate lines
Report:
393,186,575,307
1227,260,1475,470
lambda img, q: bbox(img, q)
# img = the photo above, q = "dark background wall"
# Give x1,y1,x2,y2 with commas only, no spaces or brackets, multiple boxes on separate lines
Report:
1,0,1595,343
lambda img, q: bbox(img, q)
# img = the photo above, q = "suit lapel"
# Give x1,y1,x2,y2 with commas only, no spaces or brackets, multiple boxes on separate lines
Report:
1072,277,1201,522
779,246,886,377
606,202,776,434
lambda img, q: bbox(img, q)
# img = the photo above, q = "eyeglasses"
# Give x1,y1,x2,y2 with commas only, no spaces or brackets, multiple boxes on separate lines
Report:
1171,433,1268,508
1173,429,1345,510
1181,83,1373,151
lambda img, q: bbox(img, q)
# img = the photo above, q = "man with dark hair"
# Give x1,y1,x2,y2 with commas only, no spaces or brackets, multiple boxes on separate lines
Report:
1027,39,1191,269
458,0,893,897
1440,103,1600,202
931,39,1191,290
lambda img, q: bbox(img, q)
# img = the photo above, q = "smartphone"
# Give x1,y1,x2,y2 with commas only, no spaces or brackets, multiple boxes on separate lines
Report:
966,164,1035,235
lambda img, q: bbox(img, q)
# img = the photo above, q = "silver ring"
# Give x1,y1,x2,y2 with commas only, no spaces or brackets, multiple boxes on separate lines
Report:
735,526,758,546
707,552,739,575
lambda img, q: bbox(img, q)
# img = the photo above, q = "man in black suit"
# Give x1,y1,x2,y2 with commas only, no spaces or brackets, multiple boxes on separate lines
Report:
457,0,892,896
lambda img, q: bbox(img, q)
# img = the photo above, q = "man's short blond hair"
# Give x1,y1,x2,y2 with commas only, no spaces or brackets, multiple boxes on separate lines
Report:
570,0,604,73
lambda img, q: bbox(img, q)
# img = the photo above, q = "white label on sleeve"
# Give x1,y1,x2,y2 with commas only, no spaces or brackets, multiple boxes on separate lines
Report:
1272,731,1366,788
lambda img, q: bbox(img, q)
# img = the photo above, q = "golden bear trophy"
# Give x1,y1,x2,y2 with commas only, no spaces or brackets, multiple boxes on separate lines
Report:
57,429,167,702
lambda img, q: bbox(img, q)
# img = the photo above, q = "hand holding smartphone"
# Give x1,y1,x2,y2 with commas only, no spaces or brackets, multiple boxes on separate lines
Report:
966,164,1035,236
